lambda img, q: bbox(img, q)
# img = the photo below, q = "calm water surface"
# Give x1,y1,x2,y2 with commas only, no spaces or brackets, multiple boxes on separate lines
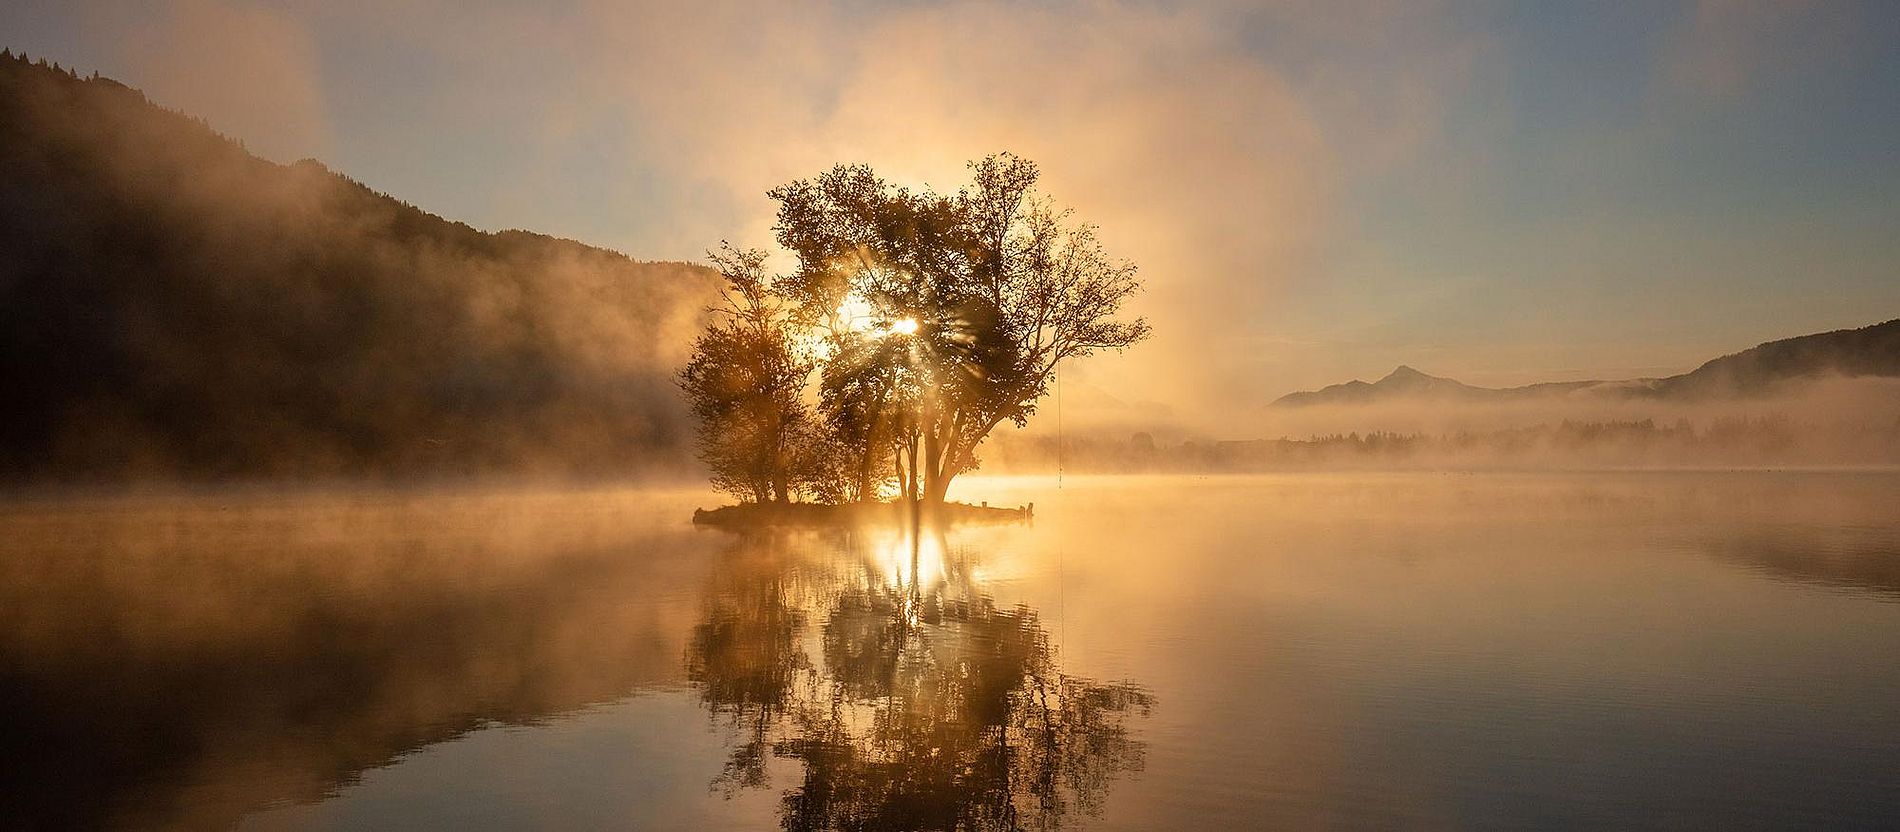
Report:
3,472,1899,829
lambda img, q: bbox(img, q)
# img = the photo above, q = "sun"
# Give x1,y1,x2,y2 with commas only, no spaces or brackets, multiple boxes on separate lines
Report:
834,294,876,332
891,318,919,336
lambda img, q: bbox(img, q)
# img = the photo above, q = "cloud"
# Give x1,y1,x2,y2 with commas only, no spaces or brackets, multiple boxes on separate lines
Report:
522,0,1486,415
31,0,1490,424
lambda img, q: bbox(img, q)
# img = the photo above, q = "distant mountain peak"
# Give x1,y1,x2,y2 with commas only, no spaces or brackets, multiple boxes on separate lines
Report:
1373,365,1473,397
1270,318,1900,408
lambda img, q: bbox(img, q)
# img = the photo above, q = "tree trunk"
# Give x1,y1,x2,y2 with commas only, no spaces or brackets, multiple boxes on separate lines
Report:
924,470,953,504
920,404,973,505
905,432,920,504
923,421,943,503
770,435,789,504
856,389,886,502
924,437,962,504
855,446,875,503
922,414,1004,504
893,447,907,504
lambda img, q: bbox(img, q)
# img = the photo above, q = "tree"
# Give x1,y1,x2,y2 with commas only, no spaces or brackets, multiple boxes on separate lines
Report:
682,154,1148,506
772,154,1149,503
678,246,821,503
816,332,907,502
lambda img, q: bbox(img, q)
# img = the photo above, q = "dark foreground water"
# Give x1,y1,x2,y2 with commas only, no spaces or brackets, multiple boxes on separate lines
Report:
3,472,1899,830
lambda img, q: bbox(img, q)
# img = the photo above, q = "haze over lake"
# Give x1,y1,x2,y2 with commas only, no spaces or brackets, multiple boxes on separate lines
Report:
5,3,1900,828
7,472,1898,830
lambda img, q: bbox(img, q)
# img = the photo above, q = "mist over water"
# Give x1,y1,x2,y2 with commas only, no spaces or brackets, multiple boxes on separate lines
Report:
3,17,1900,830
6,473,1899,830
987,374,1900,474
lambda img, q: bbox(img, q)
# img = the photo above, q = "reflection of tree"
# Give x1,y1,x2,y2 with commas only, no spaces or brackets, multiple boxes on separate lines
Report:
686,534,811,791
687,528,1152,831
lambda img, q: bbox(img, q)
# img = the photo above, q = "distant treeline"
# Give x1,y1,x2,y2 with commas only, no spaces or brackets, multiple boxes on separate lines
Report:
0,53,720,482
992,417,1900,472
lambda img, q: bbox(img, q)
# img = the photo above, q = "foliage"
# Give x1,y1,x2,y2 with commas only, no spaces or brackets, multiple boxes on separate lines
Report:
679,247,824,503
685,154,1149,504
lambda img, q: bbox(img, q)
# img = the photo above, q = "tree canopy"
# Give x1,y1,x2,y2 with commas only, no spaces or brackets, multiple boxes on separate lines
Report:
681,154,1149,504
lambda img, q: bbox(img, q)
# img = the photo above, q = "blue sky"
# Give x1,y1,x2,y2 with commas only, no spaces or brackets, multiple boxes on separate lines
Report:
5,0,1897,416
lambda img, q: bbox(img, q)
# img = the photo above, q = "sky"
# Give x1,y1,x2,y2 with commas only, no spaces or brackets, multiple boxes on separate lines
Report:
5,0,1898,428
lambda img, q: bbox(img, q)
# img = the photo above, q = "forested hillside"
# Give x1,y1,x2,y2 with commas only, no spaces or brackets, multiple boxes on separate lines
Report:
0,53,719,481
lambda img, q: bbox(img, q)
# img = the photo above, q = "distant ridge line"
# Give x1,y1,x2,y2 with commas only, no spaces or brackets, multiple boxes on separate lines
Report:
1271,317,1900,407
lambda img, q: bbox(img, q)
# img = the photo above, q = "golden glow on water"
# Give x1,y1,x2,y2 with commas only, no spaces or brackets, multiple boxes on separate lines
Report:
859,523,945,597
8,474,1900,830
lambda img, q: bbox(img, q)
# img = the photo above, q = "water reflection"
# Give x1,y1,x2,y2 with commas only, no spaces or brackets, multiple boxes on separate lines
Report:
687,526,1153,831
1680,471,1900,600
1708,529,1900,599
8,474,1896,830
0,489,714,830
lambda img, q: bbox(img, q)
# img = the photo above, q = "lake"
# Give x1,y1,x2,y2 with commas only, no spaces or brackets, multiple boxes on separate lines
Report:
3,472,1898,830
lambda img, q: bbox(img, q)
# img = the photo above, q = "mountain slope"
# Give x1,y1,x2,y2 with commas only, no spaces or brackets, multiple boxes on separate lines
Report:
1272,318,1900,407
1273,365,1606,407
1653,318,1900,398
0,53,721,481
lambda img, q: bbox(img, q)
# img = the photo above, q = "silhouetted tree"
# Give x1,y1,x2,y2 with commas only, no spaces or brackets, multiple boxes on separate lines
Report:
684,155,1148,505
679,247,825,503
818,332,911,502
772,154,1149,504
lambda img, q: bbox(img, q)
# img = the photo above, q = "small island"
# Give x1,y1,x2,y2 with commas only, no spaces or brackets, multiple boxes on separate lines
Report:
678,155,1147,525
691,500,1032,529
